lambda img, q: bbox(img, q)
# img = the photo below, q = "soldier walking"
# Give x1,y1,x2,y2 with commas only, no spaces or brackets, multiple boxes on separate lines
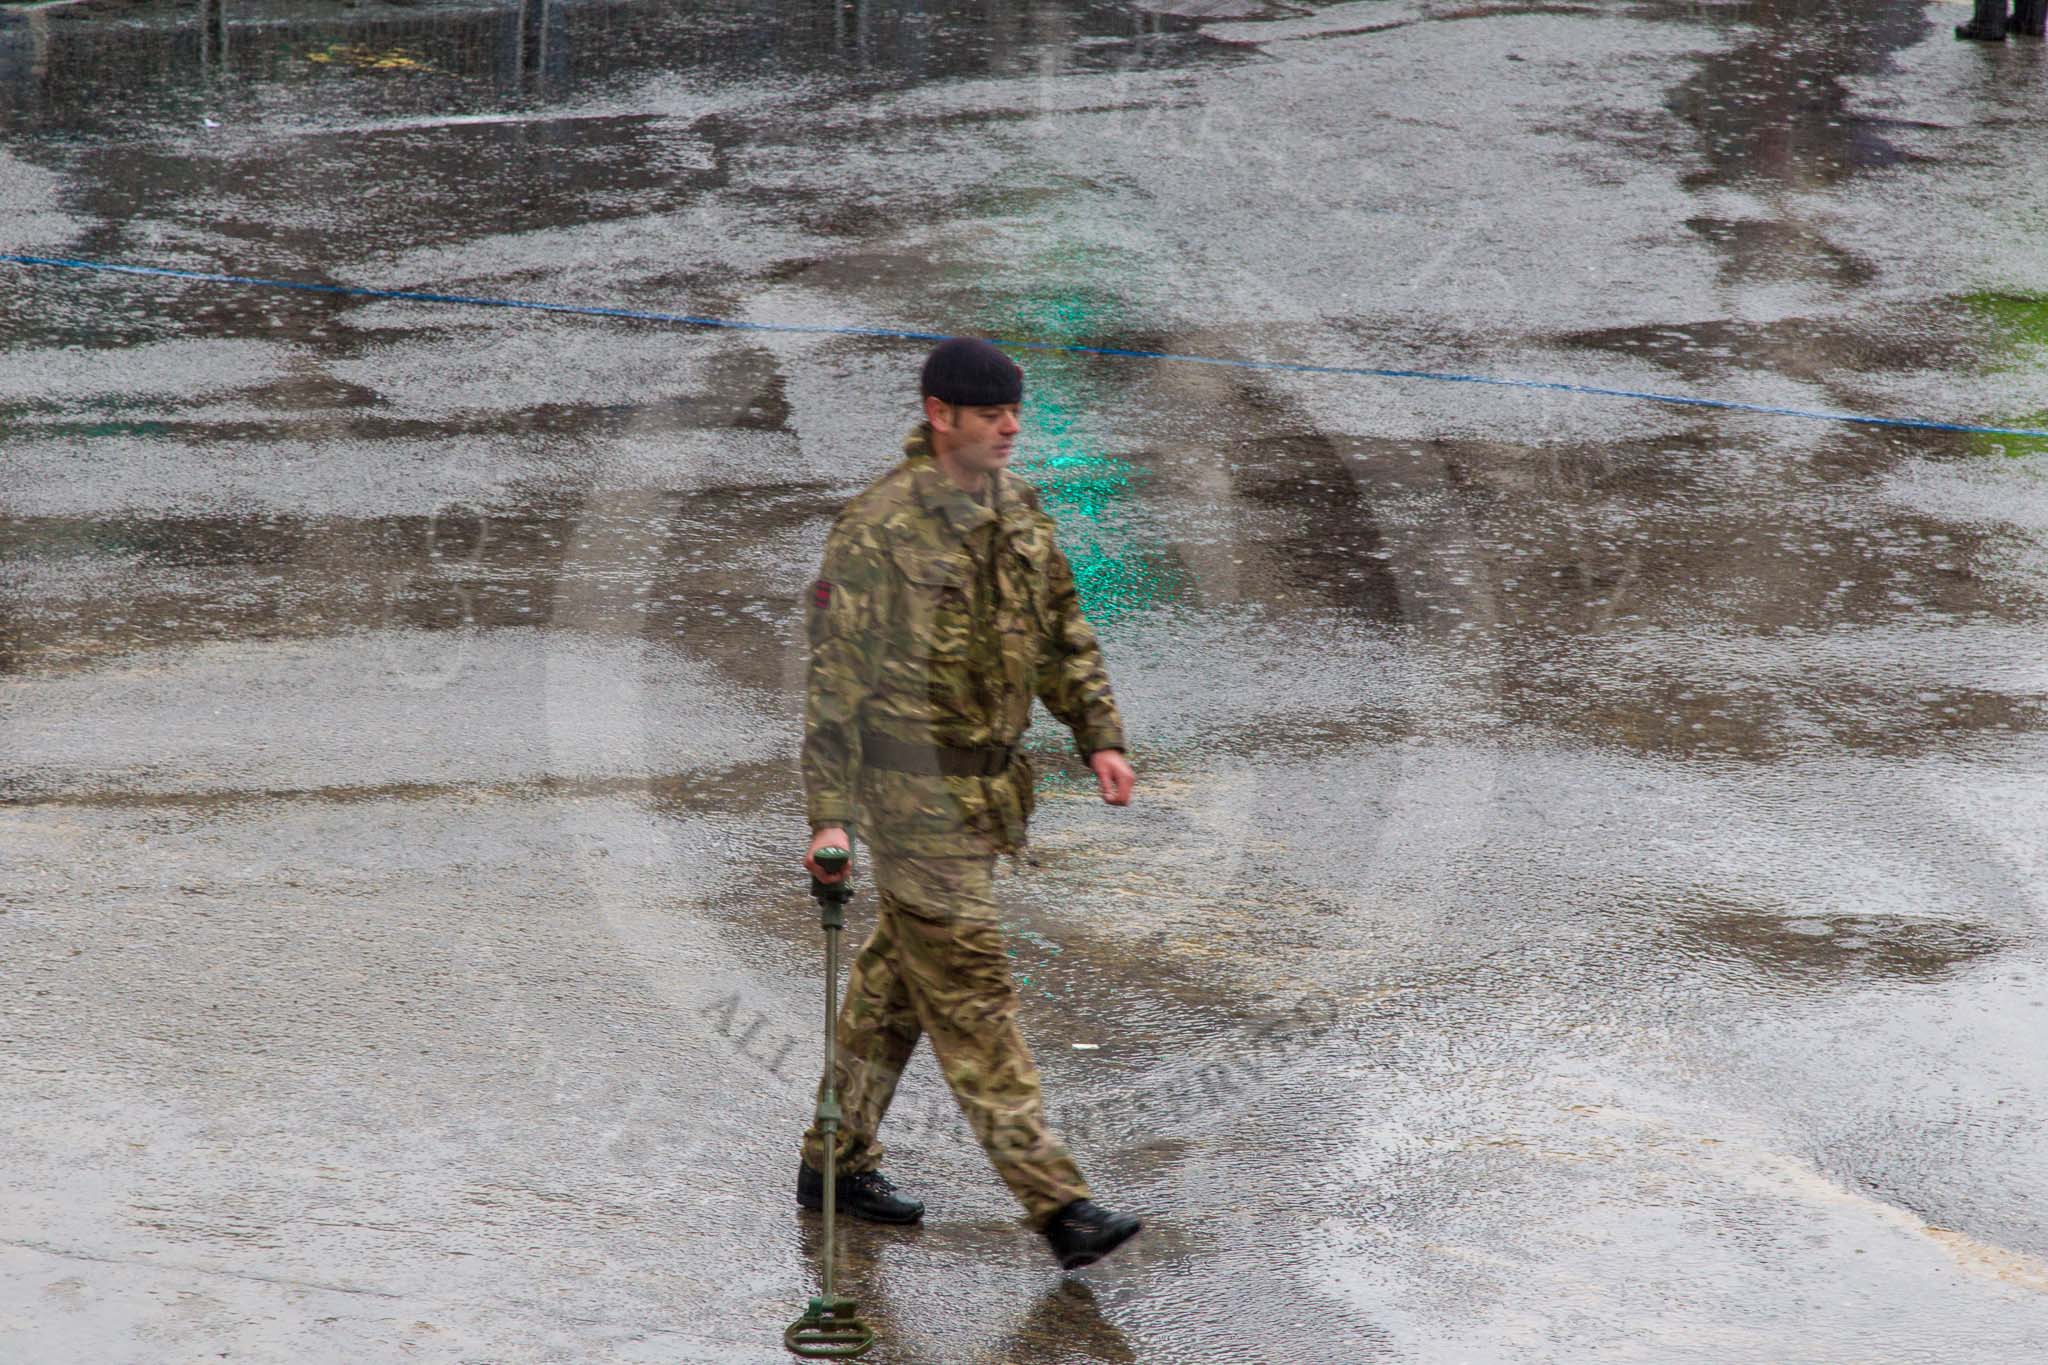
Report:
796,338,1143,1270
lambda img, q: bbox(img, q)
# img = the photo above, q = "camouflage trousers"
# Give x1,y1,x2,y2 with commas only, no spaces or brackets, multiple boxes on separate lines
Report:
800,852,1090,1225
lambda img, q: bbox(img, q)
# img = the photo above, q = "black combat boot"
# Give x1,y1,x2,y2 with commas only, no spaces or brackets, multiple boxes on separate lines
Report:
1043,1199,1142,1270
796,1161,925,1225
2010,0,2045,36
1956,0,2010,39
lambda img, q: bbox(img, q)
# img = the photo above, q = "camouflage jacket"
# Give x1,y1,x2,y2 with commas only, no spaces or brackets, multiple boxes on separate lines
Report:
803,424,1126,856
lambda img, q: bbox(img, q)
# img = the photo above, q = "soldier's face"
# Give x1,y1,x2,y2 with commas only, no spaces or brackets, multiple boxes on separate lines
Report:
927,399,1022,483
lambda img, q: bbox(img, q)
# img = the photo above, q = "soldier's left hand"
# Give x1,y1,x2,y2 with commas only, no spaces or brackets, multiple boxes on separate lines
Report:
1087,749,1135,806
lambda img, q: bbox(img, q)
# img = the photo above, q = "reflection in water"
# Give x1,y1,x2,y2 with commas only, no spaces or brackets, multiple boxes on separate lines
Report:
1663,0,1928,300
1666,0,1930,192
976,1277,1136,1365
1674,904,2006,987
0,491,825,692
5,394,2035,763
1228,430,1405,623
793,1211,1139,1365
1964,291,2048,459
0,0,1220,136
1010,290,1186,625
1556,315,1945,389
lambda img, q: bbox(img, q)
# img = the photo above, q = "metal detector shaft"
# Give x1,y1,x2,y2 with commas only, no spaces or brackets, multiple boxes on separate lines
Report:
820,889,843,1300
782,842,875,1358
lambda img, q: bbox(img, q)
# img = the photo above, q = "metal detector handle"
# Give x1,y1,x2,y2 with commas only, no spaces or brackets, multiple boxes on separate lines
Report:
811,844,852,923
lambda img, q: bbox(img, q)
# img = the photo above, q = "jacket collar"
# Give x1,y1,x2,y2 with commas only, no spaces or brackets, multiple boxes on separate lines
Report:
903,423,1034,542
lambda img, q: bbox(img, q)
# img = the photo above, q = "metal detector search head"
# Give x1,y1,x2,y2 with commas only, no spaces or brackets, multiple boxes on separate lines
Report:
784,1294,875,1359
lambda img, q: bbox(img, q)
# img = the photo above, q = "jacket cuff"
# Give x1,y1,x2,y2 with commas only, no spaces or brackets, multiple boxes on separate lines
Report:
1072,725,1126,759
809,807,853,833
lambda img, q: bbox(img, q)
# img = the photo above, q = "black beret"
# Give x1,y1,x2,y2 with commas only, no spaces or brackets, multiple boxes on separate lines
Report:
920,338,1024,407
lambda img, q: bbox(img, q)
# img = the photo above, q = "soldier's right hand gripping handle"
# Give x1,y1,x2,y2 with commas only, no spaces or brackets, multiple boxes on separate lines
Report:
811,845,852,927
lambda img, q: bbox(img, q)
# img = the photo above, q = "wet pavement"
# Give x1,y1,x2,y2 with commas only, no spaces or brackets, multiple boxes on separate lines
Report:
5,0,2048,1360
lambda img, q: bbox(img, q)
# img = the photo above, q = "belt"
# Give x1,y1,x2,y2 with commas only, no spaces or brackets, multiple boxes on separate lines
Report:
861,731,1014,778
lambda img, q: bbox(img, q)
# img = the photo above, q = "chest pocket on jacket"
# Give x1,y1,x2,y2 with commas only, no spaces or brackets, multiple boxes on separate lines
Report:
1000,536,1051,637
891,546,974,659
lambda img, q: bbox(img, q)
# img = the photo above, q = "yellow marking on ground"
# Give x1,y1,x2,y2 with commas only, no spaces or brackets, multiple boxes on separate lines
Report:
1926,1229,2048,1294
1562,1103,2048,1294
306,44,437,73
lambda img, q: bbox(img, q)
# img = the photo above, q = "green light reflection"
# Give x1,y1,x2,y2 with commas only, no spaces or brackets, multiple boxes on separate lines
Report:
1010,293,1185,624
1963,291,2048,460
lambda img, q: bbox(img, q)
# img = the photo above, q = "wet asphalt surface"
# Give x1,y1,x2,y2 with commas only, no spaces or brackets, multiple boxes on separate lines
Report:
5,0,2048,1360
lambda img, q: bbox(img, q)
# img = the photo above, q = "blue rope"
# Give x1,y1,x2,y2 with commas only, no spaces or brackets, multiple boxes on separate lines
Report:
7,251,2046,441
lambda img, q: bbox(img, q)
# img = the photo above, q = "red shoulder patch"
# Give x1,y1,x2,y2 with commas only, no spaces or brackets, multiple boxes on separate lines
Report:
812,579,832,608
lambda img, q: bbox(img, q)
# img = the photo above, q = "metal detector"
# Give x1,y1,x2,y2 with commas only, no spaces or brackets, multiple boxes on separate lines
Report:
784,844,877,1359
